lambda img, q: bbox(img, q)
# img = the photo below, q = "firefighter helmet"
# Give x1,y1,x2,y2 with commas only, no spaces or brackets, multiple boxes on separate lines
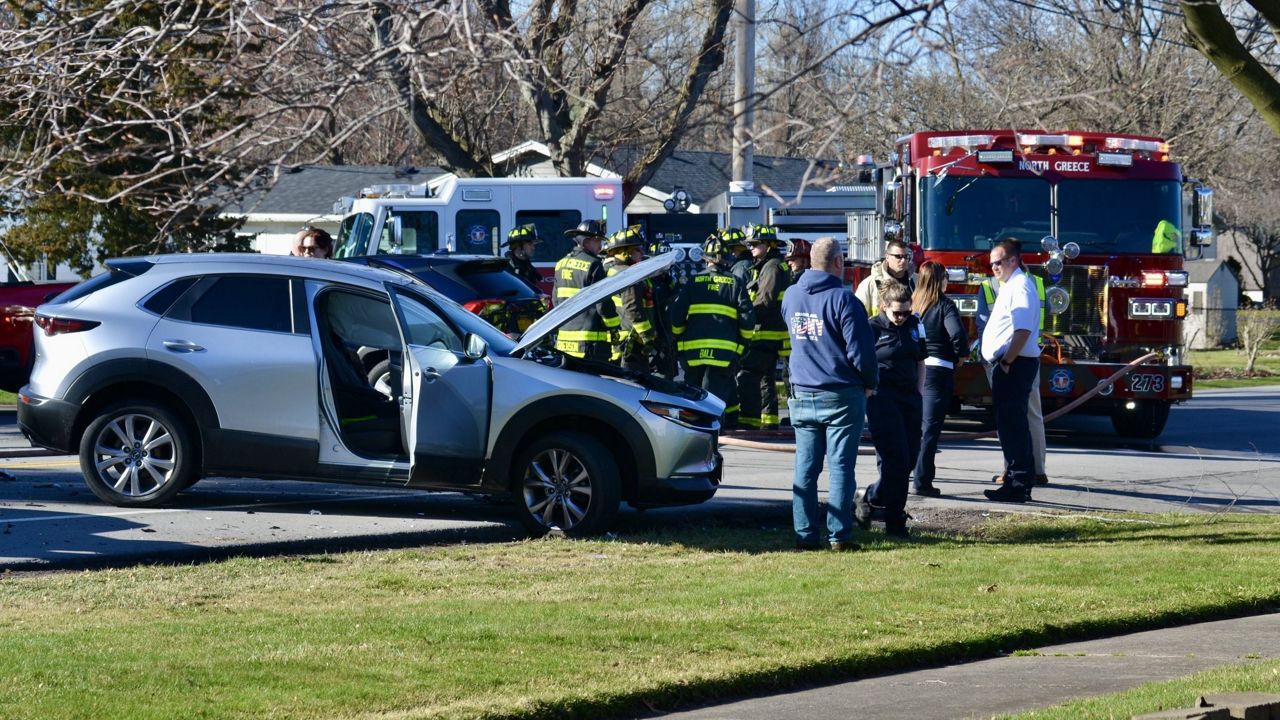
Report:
784,238,811,260
603,224,645,255
718,227,747,252
564,219,607,241
742,223,779,246
502,224,541,248
702,234,727,259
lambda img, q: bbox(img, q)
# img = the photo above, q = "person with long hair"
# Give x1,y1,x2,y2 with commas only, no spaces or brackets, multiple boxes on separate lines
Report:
911,261,970,497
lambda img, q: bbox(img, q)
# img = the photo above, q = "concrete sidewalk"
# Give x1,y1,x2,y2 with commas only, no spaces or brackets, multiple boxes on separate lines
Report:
648,613,1280,720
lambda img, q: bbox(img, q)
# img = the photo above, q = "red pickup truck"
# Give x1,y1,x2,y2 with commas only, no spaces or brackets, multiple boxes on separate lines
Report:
1,281,76,392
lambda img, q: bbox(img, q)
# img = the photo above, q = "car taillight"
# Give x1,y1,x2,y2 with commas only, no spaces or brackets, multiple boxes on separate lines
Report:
34,313,100,336
462,299,505,315
2,305,33,327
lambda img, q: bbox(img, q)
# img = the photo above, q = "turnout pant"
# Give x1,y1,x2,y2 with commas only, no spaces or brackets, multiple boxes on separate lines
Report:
737,348,780,428
992,357,1039,489
684,364,736,414
866,385,923,525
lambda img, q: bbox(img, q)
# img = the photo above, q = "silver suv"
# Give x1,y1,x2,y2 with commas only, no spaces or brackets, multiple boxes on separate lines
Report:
18,253,722,536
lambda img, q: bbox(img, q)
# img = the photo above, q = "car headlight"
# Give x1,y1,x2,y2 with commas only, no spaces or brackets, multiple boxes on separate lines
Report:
641,400,718,430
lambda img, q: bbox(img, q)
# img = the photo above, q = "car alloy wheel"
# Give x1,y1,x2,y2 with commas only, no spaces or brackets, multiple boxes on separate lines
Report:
517,431,619,537
79,401,194,507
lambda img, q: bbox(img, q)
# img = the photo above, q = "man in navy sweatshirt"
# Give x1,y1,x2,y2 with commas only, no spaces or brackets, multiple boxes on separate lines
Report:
782,237,878,551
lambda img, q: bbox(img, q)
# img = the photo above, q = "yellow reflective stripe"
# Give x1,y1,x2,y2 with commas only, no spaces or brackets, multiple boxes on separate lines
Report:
739,417,762,427
740,329,755,340
688,303,738,318
725,404,740,414
557,287,581,299
677,339,740,352
753,330,790,341
775,291,786,301
602,315,621,328
557,330,610,341
687,359,732,368
761,414,780,425
554,341,585,356
671,325,686,335
632,320,654,334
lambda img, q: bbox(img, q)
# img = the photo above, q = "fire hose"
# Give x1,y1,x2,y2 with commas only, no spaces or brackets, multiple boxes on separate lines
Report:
719,351,1161,454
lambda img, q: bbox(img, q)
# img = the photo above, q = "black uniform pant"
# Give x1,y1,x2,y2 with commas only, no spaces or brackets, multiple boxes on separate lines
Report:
992,357,1039,490
684,363,736,414
913,364,955,490
866,385,923,527
737,347,780,428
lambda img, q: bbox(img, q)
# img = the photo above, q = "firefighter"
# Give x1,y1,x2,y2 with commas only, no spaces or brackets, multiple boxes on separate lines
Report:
552,219,617,361
502,224,542,288
737,223,791,431
645,238,679,380
723,227,753,287
1152,219,1181,254
602,225,658,373
669,235,754,415
785,238,811,284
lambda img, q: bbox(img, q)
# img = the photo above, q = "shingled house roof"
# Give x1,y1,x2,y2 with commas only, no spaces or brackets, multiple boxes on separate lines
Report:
224,165,446,217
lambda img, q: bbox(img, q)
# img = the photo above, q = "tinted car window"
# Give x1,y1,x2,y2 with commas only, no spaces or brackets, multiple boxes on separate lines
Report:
49,260,153,305
186,276,293,333
141,277,199,316
451,260,541,299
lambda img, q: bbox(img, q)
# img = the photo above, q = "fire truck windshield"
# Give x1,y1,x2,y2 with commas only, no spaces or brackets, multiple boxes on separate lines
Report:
921,176,1050,251
1058,179,1183,255
922,176,1184,256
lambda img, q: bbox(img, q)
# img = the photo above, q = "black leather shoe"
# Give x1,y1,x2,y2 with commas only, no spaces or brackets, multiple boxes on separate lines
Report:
984,484,1029,503
913,486,942,498
885,524,911,539
1035,474,1049,486
795,538,824,551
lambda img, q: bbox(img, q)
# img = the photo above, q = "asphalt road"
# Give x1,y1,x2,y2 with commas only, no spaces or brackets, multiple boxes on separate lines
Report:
2,387,1277,571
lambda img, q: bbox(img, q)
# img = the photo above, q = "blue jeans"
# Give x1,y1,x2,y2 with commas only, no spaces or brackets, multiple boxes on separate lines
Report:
914,365,955,489
789,388,866,544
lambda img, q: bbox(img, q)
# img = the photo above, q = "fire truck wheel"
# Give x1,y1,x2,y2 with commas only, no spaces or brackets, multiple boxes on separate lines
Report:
1110,400,1171,439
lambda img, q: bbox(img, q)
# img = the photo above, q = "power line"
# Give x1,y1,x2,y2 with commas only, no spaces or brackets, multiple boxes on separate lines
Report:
998,0,1272,53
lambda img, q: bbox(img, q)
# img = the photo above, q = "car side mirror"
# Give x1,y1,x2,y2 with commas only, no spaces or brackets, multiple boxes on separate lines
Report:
389,215,404,255
464,333,488,361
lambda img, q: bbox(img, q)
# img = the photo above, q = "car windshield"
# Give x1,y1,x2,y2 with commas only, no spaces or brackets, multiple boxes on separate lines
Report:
921,176,1051,251
1057,179,1183,254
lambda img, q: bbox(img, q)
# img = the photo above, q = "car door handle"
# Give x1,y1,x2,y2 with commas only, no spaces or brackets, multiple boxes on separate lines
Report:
162,339,206,353
420,367,441,382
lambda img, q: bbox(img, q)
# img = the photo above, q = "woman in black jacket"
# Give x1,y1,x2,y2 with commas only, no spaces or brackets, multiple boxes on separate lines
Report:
911,261,970,497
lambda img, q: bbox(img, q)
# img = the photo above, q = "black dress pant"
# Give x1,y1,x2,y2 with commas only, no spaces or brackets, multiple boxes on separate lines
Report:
992,356,1039,489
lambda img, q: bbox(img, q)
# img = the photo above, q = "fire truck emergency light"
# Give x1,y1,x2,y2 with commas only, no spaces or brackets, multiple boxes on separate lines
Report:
593,185,617,200
1016,133,1084,148
926,134,994,151
945,267,968,282
1105,137,1169,154
1164,271,1189,287
1142,271,1167,287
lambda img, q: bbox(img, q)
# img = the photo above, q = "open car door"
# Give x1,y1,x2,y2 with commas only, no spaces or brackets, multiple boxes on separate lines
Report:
390,288,492,488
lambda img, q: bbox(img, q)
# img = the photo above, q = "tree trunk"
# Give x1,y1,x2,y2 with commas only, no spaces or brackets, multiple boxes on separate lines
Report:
1181,0,1280,137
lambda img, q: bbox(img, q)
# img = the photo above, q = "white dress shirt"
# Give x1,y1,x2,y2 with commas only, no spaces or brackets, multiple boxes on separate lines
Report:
980,268,1041,363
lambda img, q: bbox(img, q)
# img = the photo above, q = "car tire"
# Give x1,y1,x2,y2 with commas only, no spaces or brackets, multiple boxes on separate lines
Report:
79,401,196,507
514,431,620,537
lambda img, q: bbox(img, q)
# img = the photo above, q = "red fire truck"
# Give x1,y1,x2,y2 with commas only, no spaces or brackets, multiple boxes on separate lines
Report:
859,130,1214,438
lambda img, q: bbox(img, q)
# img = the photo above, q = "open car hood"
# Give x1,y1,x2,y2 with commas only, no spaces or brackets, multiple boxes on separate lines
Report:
512,252,676,355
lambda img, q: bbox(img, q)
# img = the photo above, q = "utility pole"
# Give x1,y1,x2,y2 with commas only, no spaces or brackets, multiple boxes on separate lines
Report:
731,0,755,193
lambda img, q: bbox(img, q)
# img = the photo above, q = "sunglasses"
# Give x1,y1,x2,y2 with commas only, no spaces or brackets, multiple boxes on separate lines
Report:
990,257,1012,268
888,310,911,318
886,253,911,260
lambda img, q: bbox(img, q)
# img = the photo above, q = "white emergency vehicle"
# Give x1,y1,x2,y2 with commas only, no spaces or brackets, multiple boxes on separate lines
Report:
331,175,624,270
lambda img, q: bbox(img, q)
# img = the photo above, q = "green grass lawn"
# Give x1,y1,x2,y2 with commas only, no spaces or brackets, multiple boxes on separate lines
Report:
0,388,15,405
1002,657,1280,719
1190,345,1280,389
3,515,1280,720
